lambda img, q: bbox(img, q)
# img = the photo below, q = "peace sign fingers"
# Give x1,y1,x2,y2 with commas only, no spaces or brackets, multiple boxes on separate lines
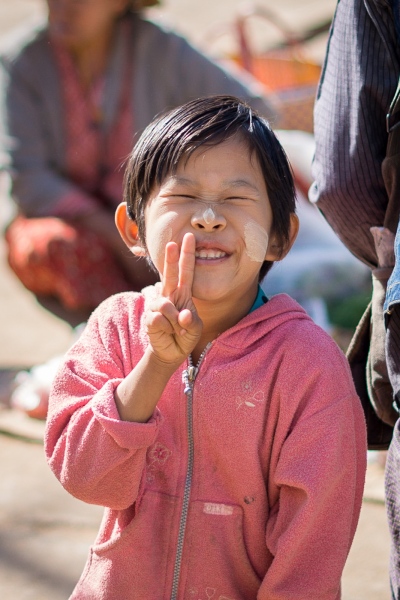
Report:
149,232,201,363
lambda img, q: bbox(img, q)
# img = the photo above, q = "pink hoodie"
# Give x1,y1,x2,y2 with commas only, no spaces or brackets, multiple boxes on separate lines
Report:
45,287,366,600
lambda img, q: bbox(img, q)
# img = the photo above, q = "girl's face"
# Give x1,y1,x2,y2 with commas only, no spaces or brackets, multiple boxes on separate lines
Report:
143,137,283,307
47,0,129,51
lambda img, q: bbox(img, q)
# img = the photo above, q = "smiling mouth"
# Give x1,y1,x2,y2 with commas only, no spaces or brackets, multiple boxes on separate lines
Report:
195,249,227,259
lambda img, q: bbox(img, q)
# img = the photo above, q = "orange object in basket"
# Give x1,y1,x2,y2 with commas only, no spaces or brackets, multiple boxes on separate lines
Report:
231,11,322,132
249,52,321,92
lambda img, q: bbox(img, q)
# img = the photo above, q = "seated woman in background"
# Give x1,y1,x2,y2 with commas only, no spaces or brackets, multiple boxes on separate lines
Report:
0,0,278,318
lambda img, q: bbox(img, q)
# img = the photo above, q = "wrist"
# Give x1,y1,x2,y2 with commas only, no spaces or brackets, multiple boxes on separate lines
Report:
115,348,183,423
144,346,185,376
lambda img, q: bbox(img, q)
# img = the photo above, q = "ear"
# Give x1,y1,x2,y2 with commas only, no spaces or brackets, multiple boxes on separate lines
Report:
115,202,147,257
265,214,299,262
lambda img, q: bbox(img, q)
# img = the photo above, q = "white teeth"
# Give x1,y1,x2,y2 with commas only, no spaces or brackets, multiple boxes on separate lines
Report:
195,249,226,259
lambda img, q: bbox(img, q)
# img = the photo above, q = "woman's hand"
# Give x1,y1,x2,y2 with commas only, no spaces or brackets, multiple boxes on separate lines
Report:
146,233,202,365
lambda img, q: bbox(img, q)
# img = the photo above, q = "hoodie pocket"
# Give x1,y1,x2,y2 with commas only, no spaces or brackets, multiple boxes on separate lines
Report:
73,490,179,600
183,500,261,600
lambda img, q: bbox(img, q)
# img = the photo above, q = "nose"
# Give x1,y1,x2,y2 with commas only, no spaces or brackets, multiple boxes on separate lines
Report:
191,206,226,231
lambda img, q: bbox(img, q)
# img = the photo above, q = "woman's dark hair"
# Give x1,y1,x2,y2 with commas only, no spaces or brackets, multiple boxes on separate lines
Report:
123,95,296,280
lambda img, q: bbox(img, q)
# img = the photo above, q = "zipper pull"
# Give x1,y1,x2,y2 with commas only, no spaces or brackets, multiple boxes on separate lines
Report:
182,365,198,396
188,365,197,380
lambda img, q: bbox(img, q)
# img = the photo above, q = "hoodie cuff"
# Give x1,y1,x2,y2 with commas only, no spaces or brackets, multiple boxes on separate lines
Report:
92,379,162,450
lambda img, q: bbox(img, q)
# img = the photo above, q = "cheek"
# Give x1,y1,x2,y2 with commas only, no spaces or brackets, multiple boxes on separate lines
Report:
145,214,175,266
244,220,269,262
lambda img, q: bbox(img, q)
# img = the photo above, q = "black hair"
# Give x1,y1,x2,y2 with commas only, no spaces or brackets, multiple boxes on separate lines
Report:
123,95,296,280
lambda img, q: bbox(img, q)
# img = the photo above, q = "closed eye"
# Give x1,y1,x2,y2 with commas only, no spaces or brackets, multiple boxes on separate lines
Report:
224,196,258,204
157,194,196,204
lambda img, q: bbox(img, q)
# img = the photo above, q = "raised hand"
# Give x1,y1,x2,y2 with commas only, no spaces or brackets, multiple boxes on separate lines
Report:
146,233,202,364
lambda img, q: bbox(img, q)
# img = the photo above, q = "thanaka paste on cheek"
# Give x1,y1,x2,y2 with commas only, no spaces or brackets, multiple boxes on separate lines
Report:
244,220,269,262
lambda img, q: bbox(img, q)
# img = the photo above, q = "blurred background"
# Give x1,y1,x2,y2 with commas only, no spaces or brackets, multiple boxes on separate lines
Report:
0,0,370,370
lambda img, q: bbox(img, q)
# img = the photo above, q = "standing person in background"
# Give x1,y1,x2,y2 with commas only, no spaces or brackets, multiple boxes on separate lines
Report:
0,0,278,319
311,0,400,595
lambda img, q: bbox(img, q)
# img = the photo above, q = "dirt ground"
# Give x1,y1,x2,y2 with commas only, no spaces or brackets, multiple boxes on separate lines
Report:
0,1,393,599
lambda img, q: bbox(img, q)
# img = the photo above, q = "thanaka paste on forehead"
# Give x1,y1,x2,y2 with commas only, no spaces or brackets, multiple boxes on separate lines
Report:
244,220,269,262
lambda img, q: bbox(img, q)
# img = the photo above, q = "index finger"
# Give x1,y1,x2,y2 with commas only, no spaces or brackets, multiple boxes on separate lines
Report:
161,241,180,298
178,232,196,292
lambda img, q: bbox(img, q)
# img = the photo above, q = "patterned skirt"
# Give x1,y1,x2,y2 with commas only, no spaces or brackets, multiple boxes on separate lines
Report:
6,215,132,311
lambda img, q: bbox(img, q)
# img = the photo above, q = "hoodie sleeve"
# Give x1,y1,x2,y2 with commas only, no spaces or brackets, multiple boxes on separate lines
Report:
44,294,162,510
260,328,367,600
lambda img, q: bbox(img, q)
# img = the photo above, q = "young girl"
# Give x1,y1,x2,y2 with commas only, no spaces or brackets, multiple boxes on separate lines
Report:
45,95,366,600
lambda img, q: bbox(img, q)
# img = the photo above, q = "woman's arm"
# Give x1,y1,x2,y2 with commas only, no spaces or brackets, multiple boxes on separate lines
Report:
0,39,99,218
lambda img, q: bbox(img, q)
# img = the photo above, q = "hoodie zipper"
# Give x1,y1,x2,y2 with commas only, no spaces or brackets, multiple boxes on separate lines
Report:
170,343,211,600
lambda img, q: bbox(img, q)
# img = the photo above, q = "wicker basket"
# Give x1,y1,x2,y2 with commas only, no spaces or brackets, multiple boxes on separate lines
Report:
230,9,322,132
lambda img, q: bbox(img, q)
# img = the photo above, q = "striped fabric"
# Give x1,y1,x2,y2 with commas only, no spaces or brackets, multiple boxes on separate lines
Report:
311,0,400,268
